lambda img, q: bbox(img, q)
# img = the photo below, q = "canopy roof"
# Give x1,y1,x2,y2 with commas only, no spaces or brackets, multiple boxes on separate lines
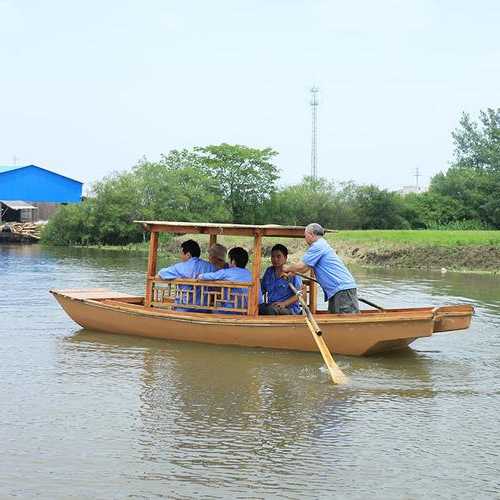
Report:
0,200,38,210
135,221,331,238
0,164,82,184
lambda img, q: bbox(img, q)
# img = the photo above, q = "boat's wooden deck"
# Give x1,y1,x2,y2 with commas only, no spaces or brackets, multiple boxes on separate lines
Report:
51,288,143,302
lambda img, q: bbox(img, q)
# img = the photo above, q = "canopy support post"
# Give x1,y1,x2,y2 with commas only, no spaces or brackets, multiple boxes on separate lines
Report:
309,270,317,313
145,231,159,306
249,230,262,316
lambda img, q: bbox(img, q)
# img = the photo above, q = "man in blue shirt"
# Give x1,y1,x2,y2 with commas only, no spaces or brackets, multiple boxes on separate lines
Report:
282,223,359,314
158,239,215,279
198,247,263,314
157,239,215,311
260,244,302,315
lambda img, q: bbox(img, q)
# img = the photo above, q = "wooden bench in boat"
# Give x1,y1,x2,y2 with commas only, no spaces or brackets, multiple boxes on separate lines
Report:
150,278,252,313
149,277,318,314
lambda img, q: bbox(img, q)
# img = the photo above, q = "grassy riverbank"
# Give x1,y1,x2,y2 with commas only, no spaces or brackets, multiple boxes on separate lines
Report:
331,230,500,246
64,230,500,274
329,230,500,273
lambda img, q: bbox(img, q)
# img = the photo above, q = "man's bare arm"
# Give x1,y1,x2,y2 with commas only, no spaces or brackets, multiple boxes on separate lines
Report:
272,295,299,308
282,262,311,274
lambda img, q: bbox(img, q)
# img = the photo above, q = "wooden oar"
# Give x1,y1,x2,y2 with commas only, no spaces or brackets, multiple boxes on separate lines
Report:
358,297,385,311
288,281,348,385
293,271,385,311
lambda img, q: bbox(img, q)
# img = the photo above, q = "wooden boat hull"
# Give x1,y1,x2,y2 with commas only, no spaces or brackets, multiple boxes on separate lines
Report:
51,289,474,356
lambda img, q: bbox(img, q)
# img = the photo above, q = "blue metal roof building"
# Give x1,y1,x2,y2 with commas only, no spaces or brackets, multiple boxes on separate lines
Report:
0,165,82,202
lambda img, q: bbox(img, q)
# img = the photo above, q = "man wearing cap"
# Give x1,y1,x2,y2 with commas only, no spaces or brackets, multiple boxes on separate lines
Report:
208,243,229,270
282,223,359,314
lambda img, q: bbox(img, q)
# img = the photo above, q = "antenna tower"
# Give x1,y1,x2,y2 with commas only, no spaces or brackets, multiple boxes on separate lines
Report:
414,167,421,191
310,86,319,180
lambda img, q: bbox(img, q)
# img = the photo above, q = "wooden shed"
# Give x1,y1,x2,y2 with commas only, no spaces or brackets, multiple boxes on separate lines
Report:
0,200,39,223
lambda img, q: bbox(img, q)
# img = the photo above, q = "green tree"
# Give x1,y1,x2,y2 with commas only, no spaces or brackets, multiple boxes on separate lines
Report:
426,108,500,228
405,191,471,228
270,177,333,226
133,151,230,222
395,193,426,229
452,108,500,173
351,185,411,229
268,177,358,228
196,144,279,223
42,200,97,245
91,171,144,244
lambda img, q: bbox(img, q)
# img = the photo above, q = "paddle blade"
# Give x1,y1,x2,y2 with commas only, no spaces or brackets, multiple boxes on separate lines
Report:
305,317,348,384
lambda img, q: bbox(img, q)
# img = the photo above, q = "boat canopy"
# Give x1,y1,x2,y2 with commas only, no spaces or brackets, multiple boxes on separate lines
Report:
135,220,331,238
136,220,327,316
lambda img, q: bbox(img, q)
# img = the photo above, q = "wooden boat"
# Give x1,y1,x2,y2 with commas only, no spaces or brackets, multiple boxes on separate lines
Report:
51,221,474,356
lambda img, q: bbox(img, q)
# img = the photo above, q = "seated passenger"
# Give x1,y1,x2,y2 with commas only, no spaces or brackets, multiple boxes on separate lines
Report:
208,243,229,270
158,239,214,279
259,244,302,315
198,247,263,314
157,239,214,311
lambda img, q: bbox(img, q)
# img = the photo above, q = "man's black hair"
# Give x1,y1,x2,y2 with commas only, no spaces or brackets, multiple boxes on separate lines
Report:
271,243,288,257
228,247,249,268
181,239,201,258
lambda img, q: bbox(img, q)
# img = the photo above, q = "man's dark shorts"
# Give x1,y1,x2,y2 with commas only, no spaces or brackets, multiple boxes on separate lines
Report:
328,288,359,314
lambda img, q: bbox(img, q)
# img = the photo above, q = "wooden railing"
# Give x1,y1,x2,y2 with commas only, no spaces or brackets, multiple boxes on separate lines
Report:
148,278,254,314
146,273,317,315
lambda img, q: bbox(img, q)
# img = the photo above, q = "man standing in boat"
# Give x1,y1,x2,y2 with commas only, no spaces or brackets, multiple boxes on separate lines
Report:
282,223,359,314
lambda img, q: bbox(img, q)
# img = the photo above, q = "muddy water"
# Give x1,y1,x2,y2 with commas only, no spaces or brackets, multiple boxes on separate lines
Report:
1,245,499,499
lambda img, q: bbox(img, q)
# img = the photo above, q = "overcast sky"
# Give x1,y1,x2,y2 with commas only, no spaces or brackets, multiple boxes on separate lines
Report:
1,0,498,192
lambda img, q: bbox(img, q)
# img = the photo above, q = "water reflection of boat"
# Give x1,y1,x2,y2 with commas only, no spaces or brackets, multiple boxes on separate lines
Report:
65,329,353,457
66,330,437,399
51,222,474,356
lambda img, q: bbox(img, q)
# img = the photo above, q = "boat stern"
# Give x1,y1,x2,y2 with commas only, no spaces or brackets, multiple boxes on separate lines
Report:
432,304,474,333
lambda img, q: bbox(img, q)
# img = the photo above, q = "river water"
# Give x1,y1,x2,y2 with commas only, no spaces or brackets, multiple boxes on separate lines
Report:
1,244,499,499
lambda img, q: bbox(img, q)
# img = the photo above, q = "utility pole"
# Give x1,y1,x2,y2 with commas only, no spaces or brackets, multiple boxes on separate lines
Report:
414,167,421,192
12,155,19,165
310,86,319,180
